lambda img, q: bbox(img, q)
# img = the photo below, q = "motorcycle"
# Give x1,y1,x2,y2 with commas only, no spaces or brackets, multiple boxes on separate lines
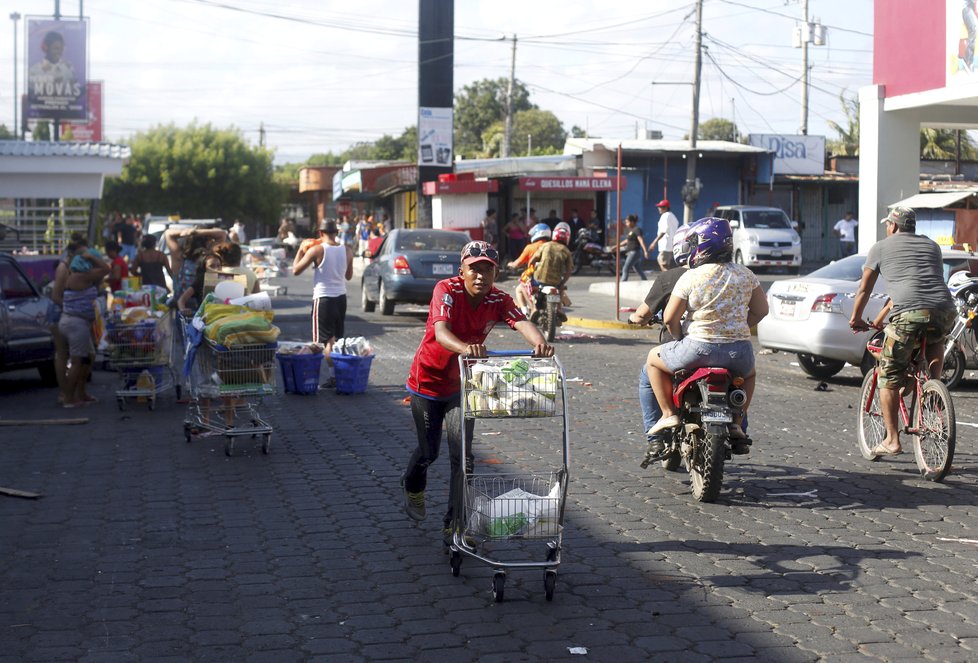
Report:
643,367,749,503
533,284,564,342
942,271,978,389
572,229,618,275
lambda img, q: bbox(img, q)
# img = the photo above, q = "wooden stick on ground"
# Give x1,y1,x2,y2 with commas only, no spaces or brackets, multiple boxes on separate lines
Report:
0,418,89,426
0,487,42,499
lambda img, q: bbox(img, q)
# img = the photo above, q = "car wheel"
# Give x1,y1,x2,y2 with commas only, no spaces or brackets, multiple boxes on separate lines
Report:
859,350,876,377
360,279,376,313
379,280,395,316
797,353,846,379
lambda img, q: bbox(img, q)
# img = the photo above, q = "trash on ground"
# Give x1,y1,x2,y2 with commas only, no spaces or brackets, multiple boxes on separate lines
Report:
566,377,584,382
568,647,588,655
481,431,502,436
815,382,829,391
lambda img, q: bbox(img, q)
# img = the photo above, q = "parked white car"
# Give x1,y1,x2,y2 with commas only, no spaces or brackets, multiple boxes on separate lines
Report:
758,250,978,379
714,205,802,274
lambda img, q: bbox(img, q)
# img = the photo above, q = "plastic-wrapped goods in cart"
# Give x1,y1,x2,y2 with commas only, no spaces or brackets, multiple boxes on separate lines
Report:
467,482,562,538
333,336,373,357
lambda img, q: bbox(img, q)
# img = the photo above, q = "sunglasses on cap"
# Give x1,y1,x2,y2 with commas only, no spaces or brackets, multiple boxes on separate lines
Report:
461,243,499,262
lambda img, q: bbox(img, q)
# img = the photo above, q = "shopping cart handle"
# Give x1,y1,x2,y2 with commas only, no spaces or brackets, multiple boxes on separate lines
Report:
486,350,535,357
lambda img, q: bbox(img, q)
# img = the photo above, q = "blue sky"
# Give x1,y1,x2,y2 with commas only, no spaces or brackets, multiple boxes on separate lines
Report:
3,0,875,164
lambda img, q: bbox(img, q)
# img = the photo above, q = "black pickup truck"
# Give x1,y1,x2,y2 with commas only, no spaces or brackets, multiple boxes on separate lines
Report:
0,253,59,384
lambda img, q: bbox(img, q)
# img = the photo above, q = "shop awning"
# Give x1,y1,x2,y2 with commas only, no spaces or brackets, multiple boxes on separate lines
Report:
890,190,978,209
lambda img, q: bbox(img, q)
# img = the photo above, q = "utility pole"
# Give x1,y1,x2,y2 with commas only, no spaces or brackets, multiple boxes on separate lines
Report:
794,0,825,135
10,12,19,140
503,35,516,158
682,0,704,225
259,122,265,148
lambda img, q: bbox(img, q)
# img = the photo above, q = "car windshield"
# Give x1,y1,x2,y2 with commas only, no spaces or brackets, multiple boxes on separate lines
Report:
742,210,792,229
807,254,866,281
394,231,468,252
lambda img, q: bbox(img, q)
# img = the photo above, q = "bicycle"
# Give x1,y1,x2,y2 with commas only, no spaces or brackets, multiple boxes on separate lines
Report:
856,327,956,482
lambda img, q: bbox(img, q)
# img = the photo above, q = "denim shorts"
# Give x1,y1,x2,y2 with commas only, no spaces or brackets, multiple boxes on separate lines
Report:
658,337,755,377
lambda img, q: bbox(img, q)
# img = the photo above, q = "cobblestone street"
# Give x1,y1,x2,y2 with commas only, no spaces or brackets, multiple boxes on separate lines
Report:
4,272,978,662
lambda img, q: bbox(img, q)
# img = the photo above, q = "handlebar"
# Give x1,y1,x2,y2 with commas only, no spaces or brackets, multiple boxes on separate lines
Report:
485,350,535,357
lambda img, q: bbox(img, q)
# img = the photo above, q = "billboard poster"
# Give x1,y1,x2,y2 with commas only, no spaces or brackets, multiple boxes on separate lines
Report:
418,106,453,166
948,0,978,81
61,81,102,141
26,18,88,121
748,134,825,176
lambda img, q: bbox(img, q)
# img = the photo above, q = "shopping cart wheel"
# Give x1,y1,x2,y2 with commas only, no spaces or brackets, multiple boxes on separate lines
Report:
261,434,271,455
492,572,505,602
450,550,462,577
544,570,557,601
225,437,234,457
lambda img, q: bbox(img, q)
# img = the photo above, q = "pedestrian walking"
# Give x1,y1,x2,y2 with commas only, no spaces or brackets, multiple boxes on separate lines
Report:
618,214,648,281
399,241,552,548
650,199,679,270
292,220,354,388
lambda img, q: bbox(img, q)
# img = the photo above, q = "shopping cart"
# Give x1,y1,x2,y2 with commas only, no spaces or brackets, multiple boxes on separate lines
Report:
105,312,178,410
183,322,277,456
451,350,569,602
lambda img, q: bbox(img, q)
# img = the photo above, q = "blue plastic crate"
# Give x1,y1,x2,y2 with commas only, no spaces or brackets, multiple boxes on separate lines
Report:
277,352,322,395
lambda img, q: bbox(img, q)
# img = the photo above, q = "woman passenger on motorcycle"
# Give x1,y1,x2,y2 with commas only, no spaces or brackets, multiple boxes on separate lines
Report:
508,223,552,315
645,217,768,442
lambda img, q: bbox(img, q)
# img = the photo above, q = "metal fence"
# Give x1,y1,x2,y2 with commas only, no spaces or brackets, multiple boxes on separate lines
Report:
0,200,94,255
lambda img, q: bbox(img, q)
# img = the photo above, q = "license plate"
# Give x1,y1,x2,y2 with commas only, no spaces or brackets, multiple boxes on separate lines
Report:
771,250,782,258
546,294,561,303
779,301,796,317
432,263,453,275
701,411,732,423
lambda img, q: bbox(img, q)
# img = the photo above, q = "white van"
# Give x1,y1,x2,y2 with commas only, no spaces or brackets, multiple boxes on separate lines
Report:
713,205,802,274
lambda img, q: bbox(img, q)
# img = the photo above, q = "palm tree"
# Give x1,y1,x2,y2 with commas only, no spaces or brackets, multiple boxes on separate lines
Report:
920,128,978,160
827,92,859,157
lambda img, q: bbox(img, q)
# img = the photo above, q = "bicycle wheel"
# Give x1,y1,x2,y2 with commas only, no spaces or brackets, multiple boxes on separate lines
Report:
856,370,885,460
912,379,955,482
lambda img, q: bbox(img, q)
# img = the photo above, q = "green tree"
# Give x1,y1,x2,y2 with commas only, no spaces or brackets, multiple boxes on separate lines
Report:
920,128,978,160
454,77,535,158
33,120,51,141
102,122,285,223
827,92,859,156
570,125,587,138
0,124,15,139
696,118,739,141
481,109,567,157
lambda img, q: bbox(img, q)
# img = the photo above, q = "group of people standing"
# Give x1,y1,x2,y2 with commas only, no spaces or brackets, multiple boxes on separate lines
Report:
491,207,595,261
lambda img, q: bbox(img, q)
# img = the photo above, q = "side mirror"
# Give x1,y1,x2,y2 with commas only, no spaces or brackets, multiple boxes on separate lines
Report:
729,219,741,229
791,220,800,230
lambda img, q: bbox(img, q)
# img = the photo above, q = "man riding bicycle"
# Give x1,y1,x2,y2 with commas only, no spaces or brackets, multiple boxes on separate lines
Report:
849,206,955,456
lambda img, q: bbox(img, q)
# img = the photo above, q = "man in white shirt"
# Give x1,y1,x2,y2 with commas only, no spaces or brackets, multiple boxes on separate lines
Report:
649,199,679,270
833,211,859,258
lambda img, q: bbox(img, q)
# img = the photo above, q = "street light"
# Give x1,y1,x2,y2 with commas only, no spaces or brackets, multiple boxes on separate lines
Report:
10,12,19,139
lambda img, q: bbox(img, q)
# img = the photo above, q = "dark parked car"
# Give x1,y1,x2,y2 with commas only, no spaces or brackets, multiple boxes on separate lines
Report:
0,253,59,384
361,229,470,315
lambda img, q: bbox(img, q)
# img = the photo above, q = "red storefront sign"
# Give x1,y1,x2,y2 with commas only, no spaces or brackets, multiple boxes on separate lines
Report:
422,179,499,195
335,201,353,215
519,176,625,192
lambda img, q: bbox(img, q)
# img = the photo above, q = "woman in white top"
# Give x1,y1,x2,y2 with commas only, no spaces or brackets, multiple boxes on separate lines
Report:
645,217,768,440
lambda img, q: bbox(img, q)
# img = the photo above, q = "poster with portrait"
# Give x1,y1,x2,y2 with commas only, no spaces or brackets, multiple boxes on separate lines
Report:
25,18,88,121
947,0,978,82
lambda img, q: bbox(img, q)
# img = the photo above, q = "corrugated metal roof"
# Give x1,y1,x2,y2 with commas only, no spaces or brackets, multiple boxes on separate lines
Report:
890,190,978,209
0,140,130,159
563,137,769,156
454,154,578,178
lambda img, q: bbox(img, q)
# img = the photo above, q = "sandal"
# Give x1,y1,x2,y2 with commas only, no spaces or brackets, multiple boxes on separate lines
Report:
871,443,903,456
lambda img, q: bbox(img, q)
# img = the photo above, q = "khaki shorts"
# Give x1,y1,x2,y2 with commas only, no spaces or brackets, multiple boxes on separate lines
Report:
878,308,955,389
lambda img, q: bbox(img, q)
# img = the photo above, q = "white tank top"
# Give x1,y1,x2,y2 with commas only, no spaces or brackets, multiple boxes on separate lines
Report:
313,243,348,298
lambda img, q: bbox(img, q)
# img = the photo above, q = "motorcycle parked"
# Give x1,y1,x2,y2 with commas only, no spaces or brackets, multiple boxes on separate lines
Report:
646,367,749,503
942,271,978,389
533,284,564,342
572,229,618,275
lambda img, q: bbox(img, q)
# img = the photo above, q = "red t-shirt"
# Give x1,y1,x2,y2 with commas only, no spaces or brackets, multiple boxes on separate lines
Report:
109,256,129,292
407,277,526,399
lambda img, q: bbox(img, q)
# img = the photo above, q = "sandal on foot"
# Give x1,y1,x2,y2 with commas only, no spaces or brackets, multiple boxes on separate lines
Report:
648,415,680,435
871,443,902,456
